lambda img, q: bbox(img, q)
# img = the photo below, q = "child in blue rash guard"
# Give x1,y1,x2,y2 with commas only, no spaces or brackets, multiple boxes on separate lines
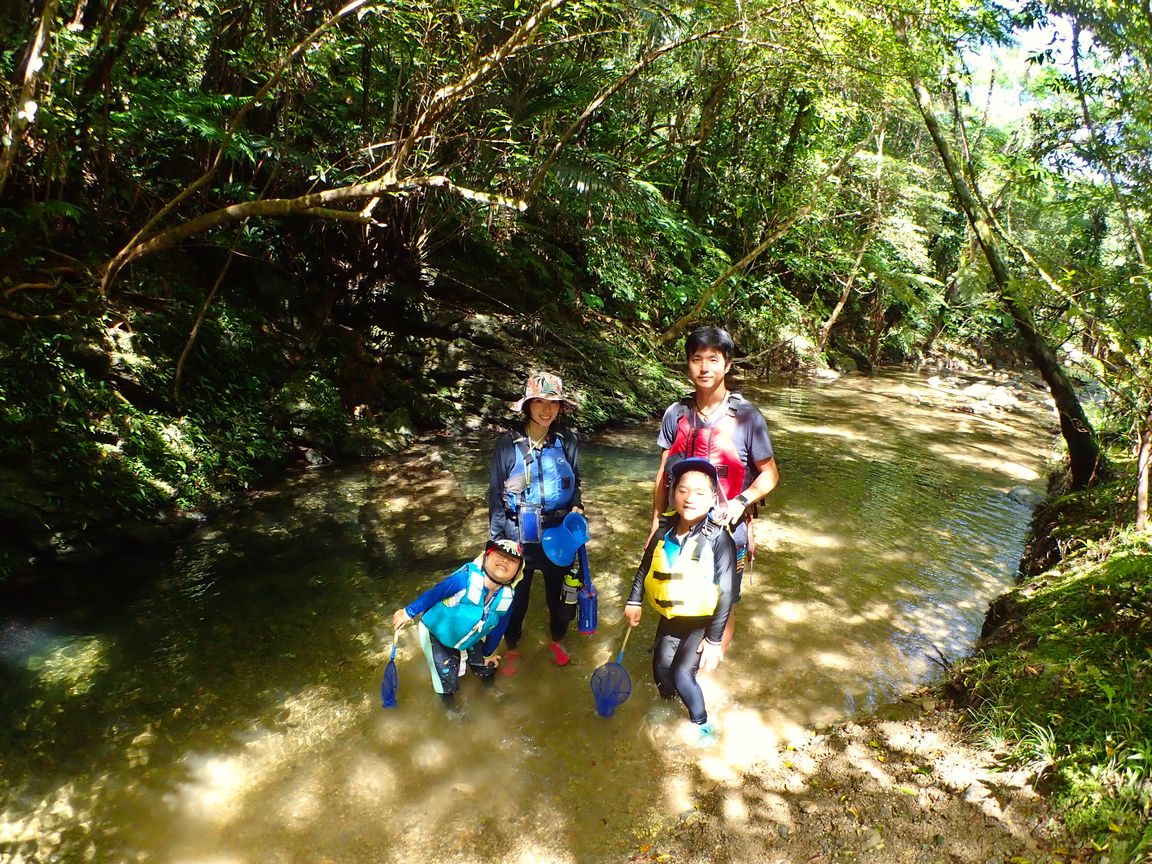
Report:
392,539,524,712
625,458,735,747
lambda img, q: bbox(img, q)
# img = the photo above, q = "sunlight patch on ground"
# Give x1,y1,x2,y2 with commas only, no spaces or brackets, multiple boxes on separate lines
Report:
995,460,1042,482
663,774,697,814
271,770,323,830
0,778,101,864
767,599,810,624
346,753,398,805
778,525,845,550
166,685,368,827
813,650,854,671
789,424,869,442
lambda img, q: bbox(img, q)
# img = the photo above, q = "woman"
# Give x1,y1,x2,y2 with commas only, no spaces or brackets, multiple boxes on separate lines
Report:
487,371,583,673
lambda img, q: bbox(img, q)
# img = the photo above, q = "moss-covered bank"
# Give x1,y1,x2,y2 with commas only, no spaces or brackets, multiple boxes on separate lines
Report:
950,469,1152,862
0,252,690,589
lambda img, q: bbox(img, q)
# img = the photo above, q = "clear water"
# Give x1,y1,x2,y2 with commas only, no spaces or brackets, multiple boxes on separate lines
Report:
0,370,1055,863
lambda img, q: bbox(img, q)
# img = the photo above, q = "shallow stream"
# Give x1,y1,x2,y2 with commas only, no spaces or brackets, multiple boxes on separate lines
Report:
0,370,1056,863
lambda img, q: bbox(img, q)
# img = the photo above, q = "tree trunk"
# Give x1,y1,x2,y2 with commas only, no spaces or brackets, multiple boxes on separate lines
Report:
0,0,60,200
816,226,873,353
675,68,733,218
817,129,884,354
1138,406,1151,532
659,122,884,346
909,75,1103,489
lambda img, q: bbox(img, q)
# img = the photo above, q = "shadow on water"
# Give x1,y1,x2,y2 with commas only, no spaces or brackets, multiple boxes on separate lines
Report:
0,370,1056,863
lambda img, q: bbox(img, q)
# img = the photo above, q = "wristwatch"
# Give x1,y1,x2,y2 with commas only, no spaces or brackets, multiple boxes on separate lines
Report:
733,493,750,510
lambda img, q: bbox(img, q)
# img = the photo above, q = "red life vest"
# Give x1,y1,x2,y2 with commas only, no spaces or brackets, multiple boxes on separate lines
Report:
665,394,749,502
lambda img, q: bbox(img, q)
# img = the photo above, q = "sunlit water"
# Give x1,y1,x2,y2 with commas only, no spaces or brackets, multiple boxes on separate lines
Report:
0,370,1056,863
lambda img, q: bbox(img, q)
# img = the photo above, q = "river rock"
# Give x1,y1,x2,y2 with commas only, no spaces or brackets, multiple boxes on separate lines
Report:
1007,486,1043,507
358,452,486,568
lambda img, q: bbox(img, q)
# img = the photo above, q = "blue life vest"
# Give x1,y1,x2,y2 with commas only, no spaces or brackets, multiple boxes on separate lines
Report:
501,432,577,515
422,563,515,650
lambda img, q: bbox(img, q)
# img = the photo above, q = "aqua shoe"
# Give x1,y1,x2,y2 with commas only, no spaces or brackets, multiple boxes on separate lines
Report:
691,722,719,748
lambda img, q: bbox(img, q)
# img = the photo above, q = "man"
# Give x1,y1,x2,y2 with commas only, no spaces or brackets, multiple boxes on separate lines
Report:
650,325,779,651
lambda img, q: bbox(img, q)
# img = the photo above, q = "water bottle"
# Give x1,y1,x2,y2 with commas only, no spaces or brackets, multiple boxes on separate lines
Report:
562,571,580,605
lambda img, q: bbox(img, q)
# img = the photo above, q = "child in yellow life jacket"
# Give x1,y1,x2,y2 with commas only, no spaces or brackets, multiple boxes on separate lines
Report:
625,457,736,747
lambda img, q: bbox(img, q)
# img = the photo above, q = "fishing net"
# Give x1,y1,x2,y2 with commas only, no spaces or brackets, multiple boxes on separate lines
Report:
590,660,631,717
381,643,399,708
590,628,632,717
577,547,597,634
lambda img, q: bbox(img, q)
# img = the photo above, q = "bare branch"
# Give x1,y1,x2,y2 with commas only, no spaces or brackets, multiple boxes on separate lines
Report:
362,0,569,217
102,175,526,271
659,120,885,346
3,282,55,297
101,0,377,294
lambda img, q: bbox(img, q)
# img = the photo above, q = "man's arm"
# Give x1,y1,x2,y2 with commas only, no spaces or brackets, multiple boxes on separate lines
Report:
648,448,671,544
725,455,779,526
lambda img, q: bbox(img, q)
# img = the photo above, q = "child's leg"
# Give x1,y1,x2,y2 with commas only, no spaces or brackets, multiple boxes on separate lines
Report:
466,646,497,687
652,617,682,700
669,623,708,724
418,622,462,696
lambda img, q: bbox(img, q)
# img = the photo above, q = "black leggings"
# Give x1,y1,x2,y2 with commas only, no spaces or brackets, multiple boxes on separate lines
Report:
653,615,711,724
502,543,572,648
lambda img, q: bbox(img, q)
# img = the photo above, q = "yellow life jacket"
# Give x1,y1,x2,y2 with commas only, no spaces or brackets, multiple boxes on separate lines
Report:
643,529,719,618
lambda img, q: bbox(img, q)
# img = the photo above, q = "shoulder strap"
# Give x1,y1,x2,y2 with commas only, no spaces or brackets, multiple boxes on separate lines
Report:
511,432,534,467
557,427,579,465
675,394,694,423
725,392,743,417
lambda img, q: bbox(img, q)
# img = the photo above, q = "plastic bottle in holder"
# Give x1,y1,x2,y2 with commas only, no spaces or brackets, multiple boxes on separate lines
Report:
562,571,580,605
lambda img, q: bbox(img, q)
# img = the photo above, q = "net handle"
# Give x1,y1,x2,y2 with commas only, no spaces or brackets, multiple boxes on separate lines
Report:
616,626,632,664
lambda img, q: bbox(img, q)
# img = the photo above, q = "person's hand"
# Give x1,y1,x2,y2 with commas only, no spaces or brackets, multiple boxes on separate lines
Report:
483,653,501,669
724,494,750,527
697,639,724,673
624,604,642,627
392,608,411,631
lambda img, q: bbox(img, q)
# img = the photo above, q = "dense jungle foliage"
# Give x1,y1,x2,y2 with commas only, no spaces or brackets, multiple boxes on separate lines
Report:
2,0,1149,567
2,0,1150,856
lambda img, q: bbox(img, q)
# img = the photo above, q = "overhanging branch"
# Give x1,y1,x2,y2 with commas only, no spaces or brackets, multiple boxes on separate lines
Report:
99,175,527,273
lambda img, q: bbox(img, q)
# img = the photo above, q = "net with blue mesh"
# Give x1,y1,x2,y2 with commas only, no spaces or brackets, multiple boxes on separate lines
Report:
380,640,399,709
591,628,632,717
577,546,597,635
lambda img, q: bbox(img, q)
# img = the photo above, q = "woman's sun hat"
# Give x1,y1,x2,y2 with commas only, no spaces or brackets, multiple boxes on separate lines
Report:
511,371,578,412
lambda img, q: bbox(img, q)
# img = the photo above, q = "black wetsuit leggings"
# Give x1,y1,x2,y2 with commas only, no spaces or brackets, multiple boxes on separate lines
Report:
502,543,572,648
653,615,711,725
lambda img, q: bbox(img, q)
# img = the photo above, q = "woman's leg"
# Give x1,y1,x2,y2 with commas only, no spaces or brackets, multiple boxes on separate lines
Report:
500,568,536,650
539,557,573,643
519,545,572,663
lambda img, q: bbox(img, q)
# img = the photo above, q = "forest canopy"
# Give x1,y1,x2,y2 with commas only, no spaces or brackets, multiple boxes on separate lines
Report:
1,0,1149,548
